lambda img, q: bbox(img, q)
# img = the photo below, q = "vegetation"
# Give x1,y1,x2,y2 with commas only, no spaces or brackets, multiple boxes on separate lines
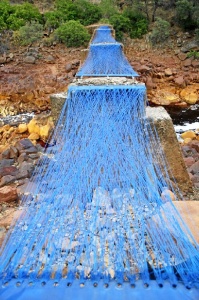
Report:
0,0,199,47
14,21,43,45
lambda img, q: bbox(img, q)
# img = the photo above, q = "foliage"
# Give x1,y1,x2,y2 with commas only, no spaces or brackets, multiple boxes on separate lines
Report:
54,0,102,26
123,9,148,38
176,0,197,30
149,18,170,45
109,14,132,40
99,0,118,19
15,21,43,46
187,50,199,59
54,20,90,47
44,11,63,30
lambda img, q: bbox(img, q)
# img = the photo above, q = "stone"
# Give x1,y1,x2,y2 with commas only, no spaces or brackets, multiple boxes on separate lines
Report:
183,138,193,144
28,133,40,140
174,76,185,87
28,153,40,160
192,60,199,68
183,59,192,67
65,63,72,73
188,161,199,175
39,124,51,140
190,141,199,152
137,65,150,73
19,161,34,177
15,138,36,151
16,169,29,180
191,175,199,184
23,56,36,64
18,153,29,164
151,90,180,105
181,41,199,53
18,123,28,133
0,166,18,179
0,175,16,187
22,147,38,154
0,159,15,168
10,146,19,159
181,131,196,140
0,186,18,203
178,53,187,61
27,119,40,135
45,55,55,63
183,157,195,167
0,148,10,159
145,76,156,89
165,68,173,76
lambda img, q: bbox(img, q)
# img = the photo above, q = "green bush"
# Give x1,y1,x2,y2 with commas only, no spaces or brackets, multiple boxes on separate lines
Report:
16,21,43,46
99,0,118,19
0,0,15,30
149,18,170,45
54,20,90,47
44,11,63,31
123,9,148,38
176,0,197,30
187,50,199,60
109,14,131,40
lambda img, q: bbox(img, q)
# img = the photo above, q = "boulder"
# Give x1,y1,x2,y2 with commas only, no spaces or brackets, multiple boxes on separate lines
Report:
0,148,10,159
28,133,40,140
10,146,19,159
0,166,18,179
181,41,199,53
151,90,180,105
0,159,15,168
27,119,40,135
23,56,36,64
0,175,16,187
15,138,36,151
183,59,192,67
0,186,18,203
40,124,51,141
188,161,199,175
181,131,196,140
165,68,173,76
18,123,28,133
18,153,29,164
19,161,34,177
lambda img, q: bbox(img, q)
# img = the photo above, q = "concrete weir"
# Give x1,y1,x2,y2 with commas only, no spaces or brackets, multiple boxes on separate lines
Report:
50,77,193,196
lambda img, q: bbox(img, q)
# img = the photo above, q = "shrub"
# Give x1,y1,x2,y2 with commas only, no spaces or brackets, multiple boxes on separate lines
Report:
176,0,197,30
0,0,15,30
187,50,199,60
16,21,43,46
109,14,131,40
99,0,118,19
123,9,148,39
54,20,90,47
44,11,63,31
149,18,170,45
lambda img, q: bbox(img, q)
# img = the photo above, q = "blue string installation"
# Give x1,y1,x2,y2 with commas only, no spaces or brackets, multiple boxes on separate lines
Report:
0,26,199,300
91,27,117,44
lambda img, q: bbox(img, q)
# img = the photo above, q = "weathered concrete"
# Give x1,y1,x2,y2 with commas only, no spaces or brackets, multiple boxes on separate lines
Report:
146,106,193,195
50,91,68,123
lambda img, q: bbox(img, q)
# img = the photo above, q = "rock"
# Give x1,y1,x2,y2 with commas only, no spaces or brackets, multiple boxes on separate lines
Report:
18,123,28,133
178,53,187,61
28,133,40,140
189,141,199,152
15,138,36,151
22,147,38,155
39,124,51,140
180,88,198,104
188,161,199,175
183,157,195,167
23,56,36,64
183,59,192,67
27,119,40,135
0,159,15,168
181,41,199,53
183,138,193,144
191,175,199,184
146,76,156,89
65,63,72,73
137,65,150,73
0,148,10,159
0,166,18,179
18,153,29,164
45,55,55,63
151,90,180,105
19,161,34,177
192,60,199,68
10,146,19,159
0,175,16,187
174,76,185,87
0,186,18,203
28,153,40,160
181,131,196,140
165,68,173,76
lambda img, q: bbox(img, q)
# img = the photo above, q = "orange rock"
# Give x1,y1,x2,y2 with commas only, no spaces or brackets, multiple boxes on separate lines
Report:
0,186,18,203
181,131,196,140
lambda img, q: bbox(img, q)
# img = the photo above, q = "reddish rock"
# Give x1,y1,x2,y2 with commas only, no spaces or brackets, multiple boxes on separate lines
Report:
0,148,10,159
65,63,72,73
183,157,195,167
145,77,156,89
188,161,199,175
0,186,18,203
189,141,199,152
192,60,199,68
183,59,192,67
0,166,18,179
0,175,16,187
137,65,150,73
9,146,19,159
174,76,185,87
178,53,187,61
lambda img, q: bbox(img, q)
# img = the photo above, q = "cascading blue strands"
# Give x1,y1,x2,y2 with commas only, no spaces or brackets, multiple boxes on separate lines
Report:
0,26,199,300
76,44,138,77
91,26,117,44
0,85,199,300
